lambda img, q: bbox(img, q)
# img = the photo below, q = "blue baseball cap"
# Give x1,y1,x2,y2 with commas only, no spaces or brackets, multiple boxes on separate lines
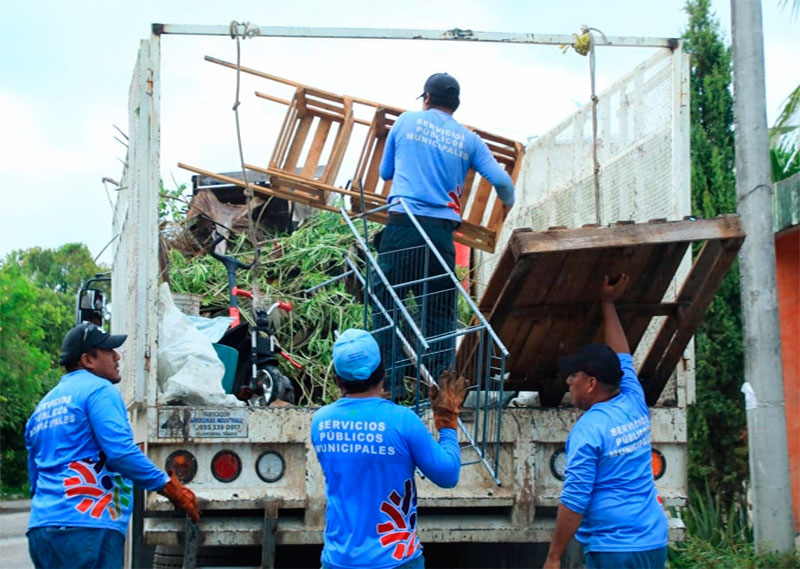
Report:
333,329,381,381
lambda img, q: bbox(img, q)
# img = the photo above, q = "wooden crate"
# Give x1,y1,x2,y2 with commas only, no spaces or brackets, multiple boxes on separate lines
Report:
267,86,354,206
351,107,524,253
456,216,746,406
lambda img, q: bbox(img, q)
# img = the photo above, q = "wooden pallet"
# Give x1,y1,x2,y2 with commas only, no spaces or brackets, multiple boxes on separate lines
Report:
456,216,746,406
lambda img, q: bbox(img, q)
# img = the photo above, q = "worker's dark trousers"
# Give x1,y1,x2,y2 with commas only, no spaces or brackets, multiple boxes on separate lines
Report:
28,526,124,569
583,546,667,569
370,214,457,397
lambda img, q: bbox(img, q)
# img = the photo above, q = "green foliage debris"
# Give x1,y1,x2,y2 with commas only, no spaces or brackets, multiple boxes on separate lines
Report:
168,212,370,406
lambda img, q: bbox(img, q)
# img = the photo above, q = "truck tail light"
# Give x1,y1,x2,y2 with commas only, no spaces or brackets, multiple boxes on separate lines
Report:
165,450,197,483
211,450,242,482
256,451,285,483
651,448,666,480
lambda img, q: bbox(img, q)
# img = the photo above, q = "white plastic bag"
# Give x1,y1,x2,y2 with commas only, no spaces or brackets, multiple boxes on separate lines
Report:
186,315,235,343
157,283,243,406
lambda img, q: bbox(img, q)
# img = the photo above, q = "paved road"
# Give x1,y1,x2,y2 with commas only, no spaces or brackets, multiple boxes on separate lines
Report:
0,503,33,569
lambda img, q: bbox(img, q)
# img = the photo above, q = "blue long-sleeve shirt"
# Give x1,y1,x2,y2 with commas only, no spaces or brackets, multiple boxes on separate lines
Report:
380,109,514,223
560,353,668,552
25,370,168,535
311,397,461,569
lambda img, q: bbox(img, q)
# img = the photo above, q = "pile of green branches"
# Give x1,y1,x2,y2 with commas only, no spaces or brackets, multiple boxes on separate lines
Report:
168,211,370,406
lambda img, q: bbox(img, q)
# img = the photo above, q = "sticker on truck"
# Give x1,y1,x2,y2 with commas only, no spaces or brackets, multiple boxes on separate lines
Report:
158,408,249,438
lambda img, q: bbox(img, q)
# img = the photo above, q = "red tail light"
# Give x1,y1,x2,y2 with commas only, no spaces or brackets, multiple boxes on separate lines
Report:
651,448,666,480
211,450,242,482
165,450,197,484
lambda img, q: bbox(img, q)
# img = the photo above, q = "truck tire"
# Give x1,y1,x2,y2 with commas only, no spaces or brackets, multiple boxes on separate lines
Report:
152,545,263,568
152,545,182,569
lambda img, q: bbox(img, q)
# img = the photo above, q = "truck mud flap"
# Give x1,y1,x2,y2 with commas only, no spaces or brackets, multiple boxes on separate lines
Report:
183,517,199,569
261,502,279,569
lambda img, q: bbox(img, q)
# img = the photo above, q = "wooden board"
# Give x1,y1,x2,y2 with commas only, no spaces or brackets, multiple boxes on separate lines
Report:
457,216,746,406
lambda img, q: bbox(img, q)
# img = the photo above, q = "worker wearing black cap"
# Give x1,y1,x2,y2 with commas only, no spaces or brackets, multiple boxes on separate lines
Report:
375,72,515,395
25,323,200,569
544,275,668,569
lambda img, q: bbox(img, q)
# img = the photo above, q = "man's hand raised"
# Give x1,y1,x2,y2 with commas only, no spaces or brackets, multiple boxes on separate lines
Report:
430,371,467,431
601,273,629,304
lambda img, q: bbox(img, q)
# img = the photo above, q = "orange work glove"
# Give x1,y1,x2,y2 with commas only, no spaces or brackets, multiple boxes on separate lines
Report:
430,370,467,431
159,470,200,523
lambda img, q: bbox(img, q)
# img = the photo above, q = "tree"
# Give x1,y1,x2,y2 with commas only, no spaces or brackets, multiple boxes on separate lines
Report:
0,264,61,491
683,0,748,506
771,4,799,181
5,244,105,356
0,243,103,492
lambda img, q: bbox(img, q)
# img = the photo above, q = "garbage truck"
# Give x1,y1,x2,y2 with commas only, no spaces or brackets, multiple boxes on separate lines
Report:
110,24,744,568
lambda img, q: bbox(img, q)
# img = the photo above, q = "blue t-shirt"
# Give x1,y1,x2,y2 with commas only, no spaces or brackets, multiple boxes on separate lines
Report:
25,370,168,535
560,353,668,552
379,109,515,223
311,397,460,569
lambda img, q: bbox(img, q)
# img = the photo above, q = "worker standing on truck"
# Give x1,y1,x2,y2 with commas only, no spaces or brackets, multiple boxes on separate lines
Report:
374,72,515,393
311,328,466,569
544,274,668,569
25,323,200,569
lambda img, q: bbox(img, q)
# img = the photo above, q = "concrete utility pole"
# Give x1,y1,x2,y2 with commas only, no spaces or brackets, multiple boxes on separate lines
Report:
730,0,795,553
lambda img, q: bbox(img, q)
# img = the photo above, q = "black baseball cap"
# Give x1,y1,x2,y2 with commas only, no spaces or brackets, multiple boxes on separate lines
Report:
60,323,127,365
419,73,460,102
558,343,622,386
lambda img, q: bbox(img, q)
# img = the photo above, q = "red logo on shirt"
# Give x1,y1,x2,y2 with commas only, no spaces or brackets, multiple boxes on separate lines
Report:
447,185,462,214
376,478,419,561
62,455,131,520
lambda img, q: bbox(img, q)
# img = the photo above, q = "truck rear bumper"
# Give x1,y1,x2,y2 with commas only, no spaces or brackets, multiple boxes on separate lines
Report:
144,515,685,546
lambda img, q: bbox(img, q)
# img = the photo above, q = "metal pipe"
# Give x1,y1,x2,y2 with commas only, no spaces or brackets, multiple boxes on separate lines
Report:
154,24,677,48
730,0,794,553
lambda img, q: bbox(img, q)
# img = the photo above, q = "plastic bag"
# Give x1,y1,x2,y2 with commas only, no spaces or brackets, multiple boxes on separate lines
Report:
186,315,235,343
157,283,243,406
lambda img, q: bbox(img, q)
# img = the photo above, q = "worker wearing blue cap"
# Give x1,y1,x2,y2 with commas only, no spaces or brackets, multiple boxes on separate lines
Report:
311,329,466,569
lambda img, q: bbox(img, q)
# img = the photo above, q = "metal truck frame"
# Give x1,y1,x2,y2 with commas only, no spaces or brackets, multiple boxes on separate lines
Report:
113,25,692,567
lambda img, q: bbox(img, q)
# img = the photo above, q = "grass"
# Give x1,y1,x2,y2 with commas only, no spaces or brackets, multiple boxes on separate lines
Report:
669,486,799,568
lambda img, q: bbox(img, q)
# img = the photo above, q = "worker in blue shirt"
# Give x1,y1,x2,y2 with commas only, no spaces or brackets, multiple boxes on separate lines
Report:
311,328,466,569
544,275,668,569
25,323,200,569
374,73,515,395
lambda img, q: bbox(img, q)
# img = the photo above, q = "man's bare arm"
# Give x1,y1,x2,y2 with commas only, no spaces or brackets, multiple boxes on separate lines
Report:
544,503,584,569
601,273,630,354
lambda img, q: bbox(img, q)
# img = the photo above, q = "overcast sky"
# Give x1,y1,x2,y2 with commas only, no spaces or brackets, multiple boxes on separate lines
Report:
0,0,796,265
